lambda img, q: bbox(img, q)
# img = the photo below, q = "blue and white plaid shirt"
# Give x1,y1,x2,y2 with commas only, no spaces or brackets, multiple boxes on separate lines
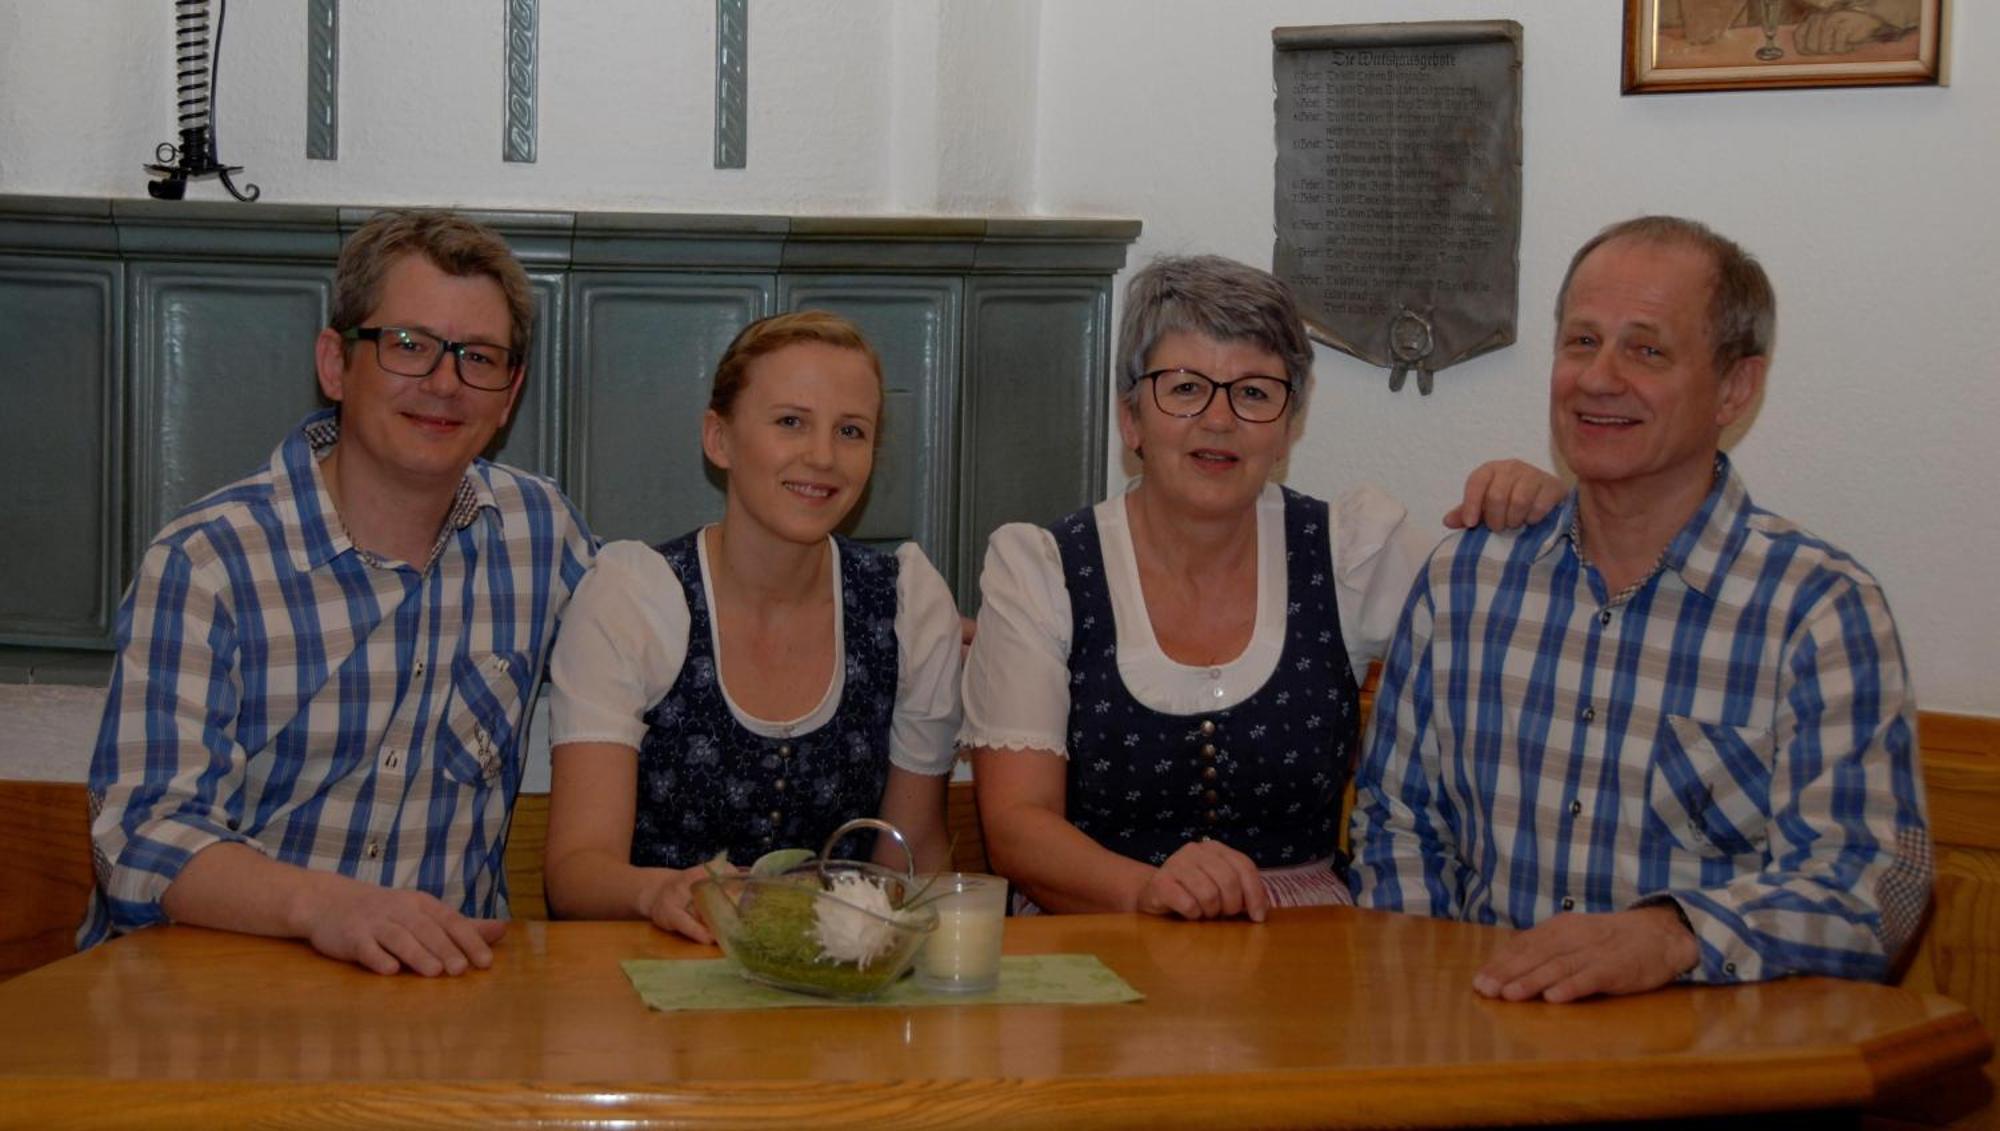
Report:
80,409,594,947
1350,457,1930,983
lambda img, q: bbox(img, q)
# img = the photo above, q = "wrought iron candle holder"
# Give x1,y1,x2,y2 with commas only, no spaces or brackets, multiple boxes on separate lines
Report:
145,0,260,202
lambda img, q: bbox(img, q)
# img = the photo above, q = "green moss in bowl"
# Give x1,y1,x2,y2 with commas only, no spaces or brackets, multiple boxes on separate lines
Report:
693,864,938,999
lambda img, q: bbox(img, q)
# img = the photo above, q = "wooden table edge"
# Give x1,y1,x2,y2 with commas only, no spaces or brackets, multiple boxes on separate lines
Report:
1,1018,1988,1131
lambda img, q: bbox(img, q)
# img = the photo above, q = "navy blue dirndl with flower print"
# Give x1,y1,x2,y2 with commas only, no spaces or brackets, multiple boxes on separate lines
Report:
1052,488,1360,869
631,530,900,868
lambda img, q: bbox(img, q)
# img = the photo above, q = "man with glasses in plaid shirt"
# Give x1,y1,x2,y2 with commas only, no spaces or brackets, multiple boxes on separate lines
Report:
79,211,595,976
1351,216,1929,1001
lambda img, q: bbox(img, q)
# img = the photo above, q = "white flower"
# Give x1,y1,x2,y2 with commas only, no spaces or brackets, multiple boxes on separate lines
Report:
813,873,902,968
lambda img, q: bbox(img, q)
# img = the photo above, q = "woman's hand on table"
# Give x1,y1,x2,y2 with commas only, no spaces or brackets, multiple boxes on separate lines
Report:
1444,460,1567,531
638,864,731,945
1137,839,1270,923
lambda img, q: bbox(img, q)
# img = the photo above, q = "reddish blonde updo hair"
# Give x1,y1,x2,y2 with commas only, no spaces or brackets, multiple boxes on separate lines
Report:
708,310,885,418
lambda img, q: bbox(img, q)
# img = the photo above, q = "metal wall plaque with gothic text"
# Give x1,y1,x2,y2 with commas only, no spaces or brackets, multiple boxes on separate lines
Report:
1274,21,1521,394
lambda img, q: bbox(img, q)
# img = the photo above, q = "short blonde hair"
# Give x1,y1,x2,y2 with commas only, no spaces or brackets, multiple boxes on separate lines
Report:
709,310,884,417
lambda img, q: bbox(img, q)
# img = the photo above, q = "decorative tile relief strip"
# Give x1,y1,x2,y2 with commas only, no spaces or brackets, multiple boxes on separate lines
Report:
714,0,747,169
306,0,338,160
504,0,538,164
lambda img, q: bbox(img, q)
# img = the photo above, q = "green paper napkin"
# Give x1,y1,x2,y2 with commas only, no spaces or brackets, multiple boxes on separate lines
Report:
622,954,1143,1012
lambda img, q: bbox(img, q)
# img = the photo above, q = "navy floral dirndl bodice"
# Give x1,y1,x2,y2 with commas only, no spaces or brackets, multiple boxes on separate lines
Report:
631,530,899,867
1053,488,1361,869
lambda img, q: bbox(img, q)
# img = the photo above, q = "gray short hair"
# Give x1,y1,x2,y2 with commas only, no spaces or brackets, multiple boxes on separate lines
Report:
1556,215,1776,376
1116,255,1315,407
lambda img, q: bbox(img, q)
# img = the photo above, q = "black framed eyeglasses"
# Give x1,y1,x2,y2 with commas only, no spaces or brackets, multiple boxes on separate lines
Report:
343,326,521,391
1141,368,1294,423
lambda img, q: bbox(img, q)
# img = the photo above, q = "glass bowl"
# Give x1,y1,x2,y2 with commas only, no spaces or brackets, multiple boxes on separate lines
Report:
693,859,939,1000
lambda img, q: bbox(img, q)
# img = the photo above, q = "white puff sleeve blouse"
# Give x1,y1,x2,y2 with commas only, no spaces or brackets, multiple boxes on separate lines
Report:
551,535,963,775
958,482,1433,756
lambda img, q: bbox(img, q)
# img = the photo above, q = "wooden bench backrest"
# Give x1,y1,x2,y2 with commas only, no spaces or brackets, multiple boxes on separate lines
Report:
1,779,988,978
0,781,93,980
6,713,1989,1001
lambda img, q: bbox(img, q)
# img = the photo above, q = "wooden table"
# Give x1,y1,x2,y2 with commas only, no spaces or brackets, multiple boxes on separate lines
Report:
0,908,1985,1129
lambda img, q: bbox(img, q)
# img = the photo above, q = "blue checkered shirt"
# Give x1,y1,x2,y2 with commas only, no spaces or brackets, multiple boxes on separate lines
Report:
79,410,594,947
1350,457,1930,983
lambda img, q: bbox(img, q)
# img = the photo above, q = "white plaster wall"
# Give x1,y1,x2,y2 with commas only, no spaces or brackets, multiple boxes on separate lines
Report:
1035,0,2000,715
888,1,1041,214
0,0,1993,787
0,0,904,212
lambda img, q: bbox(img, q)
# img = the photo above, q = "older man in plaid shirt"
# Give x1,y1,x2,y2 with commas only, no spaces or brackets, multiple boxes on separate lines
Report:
1351,216,1929,1001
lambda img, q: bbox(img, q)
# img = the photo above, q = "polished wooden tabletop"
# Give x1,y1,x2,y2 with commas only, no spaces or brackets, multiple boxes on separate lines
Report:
0,907,1985,1129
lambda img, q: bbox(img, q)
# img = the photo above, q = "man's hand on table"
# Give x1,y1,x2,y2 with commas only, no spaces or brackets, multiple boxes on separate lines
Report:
1473,904,1698,1003
299,881,507,976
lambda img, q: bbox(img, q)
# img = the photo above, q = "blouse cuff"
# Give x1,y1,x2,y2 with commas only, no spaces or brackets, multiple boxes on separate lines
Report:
957,729,1069,757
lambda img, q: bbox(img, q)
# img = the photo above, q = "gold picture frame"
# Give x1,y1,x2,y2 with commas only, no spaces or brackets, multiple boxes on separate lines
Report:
1623,0,1949,93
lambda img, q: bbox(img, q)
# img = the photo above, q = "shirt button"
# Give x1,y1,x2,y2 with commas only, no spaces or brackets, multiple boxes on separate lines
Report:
494,656,511,673
1204,810,1219,825
1212,687,1226,700
1580,705,1596,722
1199,746,1217,761
761,836,773,848
364,839,381,861
412,660,425,677
1561,896,1575,911
1724,962,1738,977
1201,766,1218,783
1200,720,1217,736
382,747,401,770
778,744,793,758
1569,800,1582,816
1598,609,1612,626
769,810,782,824
1207,667,1222,680
774,779,787,793
1203,789,1219,805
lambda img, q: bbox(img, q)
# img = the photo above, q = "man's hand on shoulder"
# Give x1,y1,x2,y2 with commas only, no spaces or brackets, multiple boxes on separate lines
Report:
297,880,507,977
1472,903,1697,1003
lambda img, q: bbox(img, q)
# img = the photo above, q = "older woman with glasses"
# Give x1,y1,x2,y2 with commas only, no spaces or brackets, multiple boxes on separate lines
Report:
961,255,1560,920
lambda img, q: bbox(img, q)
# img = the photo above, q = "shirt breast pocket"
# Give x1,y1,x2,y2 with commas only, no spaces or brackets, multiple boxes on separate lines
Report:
1645,715,1774,862
439,650,530,789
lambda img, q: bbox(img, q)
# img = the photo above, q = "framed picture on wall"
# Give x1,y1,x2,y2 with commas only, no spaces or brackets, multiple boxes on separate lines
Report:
1623,0,1949,93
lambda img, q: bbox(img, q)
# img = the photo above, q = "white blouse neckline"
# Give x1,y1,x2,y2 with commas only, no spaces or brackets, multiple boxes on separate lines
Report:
694,524,846,736
1101,483,1287,709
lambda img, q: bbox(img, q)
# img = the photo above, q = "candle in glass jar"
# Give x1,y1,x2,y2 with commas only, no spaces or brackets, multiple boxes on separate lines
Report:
915,873,1007,992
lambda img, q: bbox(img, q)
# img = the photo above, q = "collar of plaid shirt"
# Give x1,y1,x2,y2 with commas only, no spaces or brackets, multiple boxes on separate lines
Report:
1542,454,1743,606
277,408,497,573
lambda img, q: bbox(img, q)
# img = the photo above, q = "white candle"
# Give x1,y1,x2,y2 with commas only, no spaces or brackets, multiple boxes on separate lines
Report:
915,873,1007,992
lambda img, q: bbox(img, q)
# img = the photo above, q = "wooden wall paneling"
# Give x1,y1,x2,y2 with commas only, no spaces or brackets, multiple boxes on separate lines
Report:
0,199,1138,650
565,274,773,544
126,262,334,554
0,258,121,647
777,275,961,575
488,270,565,482
957,278,1112,614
